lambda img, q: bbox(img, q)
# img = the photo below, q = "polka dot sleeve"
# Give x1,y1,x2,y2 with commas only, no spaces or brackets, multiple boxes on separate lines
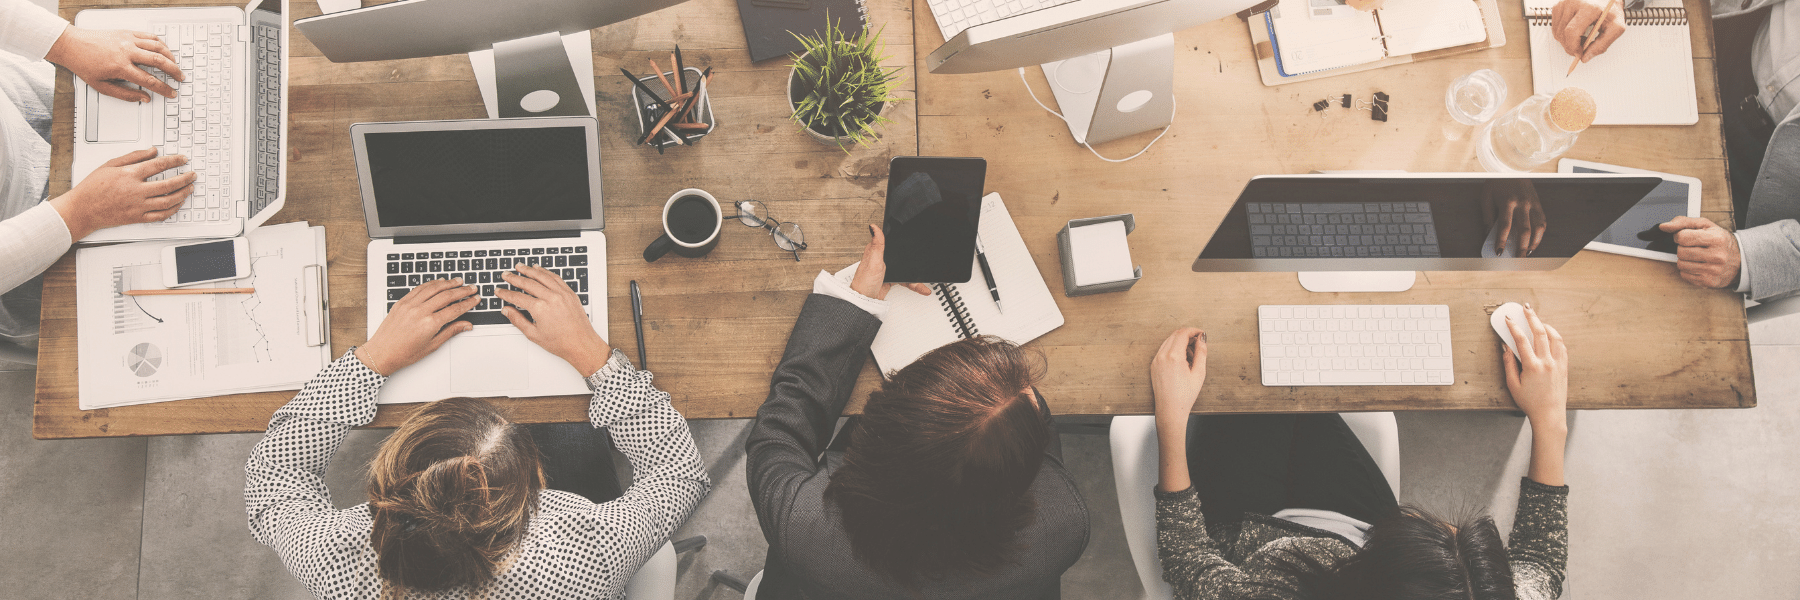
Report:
242,349,386,597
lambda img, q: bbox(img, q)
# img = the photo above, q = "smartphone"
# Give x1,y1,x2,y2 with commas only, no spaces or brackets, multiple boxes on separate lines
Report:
161,238,252,288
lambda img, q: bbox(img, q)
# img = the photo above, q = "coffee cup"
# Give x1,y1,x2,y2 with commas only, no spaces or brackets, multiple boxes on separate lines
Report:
643,189,722,262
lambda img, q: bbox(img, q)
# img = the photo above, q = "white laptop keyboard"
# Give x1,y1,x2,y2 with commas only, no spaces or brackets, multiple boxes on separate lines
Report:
1258,305,1455,386
927,0,1075,40
143,23,236,225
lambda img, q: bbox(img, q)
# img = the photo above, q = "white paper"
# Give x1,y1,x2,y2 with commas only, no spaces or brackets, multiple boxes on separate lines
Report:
1375,0,1486,56
1069,220,1135,286
1269,0,1387,74
76,223,330,409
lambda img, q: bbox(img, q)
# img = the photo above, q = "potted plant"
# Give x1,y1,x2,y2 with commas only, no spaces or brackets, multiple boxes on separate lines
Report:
787,19,906,149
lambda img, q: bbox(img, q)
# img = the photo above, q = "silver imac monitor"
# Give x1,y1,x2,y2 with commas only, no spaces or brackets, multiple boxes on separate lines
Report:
925,0,1257,145
296,0,692,118
1191,173,1664,292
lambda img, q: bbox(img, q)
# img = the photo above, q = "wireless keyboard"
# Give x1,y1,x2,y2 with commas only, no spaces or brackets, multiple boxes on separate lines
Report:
1258,304,1454,386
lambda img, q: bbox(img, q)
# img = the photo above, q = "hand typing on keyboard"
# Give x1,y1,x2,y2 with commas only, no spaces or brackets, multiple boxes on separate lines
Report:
44,26,186,102
356,278,479,377
49,148,195,240
496,264,614,377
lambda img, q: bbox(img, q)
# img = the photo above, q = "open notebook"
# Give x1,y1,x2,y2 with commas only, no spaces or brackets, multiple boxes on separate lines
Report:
1266,0,1487,76
1525,0,1696,125
834,193,1065,375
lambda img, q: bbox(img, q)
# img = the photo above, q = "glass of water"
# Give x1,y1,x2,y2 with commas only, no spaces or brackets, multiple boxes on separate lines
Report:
1444,69,1509,126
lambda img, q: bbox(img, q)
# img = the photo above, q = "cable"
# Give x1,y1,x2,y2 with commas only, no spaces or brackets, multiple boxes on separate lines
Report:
1018,67,1177,163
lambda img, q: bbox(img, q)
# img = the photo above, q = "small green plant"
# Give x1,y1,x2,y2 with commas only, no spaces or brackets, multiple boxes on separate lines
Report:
789,18,906,148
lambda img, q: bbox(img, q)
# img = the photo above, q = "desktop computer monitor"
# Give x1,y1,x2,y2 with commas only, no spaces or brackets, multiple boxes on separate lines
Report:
296,0,693,118
926,0,1257,145
1190,173,1664,292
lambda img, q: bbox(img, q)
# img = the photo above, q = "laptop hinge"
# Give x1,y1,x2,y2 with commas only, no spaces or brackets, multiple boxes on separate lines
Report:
394,230,583,245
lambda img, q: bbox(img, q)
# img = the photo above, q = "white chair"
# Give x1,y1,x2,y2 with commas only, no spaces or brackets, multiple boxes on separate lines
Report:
1109,412,1401,600
623,535,708,600
1748,294,1800,325
710,569,764,599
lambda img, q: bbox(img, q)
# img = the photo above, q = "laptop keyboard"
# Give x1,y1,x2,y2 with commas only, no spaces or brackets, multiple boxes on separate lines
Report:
1247,202,1441,258
250,18,282,217
383,244,592,326
928,0,1074,40
144,22,237,226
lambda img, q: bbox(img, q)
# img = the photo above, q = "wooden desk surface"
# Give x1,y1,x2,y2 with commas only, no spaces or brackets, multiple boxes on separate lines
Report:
34,0,1752,439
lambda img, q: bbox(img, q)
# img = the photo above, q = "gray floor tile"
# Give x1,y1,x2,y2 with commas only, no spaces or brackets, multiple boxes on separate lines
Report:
1750,301,1800,346
0,370,147,600
137,428,390,600
667,419,766,600
1057,426,1145,600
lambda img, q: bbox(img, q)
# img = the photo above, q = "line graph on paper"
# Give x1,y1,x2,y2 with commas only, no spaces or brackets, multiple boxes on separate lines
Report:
215,247,284,366
111,263,164,335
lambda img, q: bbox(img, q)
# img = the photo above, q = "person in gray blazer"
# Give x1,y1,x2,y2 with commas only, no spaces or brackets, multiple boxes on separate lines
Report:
745,225,1090,600
1551,0,1800,301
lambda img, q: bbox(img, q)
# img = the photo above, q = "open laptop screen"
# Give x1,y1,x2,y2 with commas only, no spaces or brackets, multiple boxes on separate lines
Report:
352,117,604,238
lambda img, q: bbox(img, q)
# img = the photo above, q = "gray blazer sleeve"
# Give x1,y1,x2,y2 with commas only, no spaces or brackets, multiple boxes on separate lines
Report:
1738,220,1800,302
744,294,882,554
1739,104,1800,302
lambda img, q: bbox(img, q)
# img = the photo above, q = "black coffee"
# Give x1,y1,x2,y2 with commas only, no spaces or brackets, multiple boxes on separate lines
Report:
667,196,719,244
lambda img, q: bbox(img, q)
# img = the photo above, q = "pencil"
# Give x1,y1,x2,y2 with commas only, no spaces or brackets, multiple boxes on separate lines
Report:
619,67,665,105
648,58,679,99
126,288,255,296
1567,0,1619,76
674,45,687,96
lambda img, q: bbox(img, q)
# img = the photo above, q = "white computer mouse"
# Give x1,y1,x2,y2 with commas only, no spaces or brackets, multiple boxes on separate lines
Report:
1490,302,1528,359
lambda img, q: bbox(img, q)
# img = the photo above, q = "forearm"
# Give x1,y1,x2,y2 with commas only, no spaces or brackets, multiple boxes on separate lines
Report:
0,203,72,293
1735,220,1800,301
1155,412,1192,494
244,351,383,539
587,351,710,509
1525,415,1568,487
0,0,68,61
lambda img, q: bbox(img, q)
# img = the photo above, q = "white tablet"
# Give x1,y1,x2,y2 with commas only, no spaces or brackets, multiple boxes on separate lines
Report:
1559,158,1701,263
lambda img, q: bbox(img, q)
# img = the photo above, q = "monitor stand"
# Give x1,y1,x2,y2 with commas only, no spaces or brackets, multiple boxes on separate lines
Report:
470,31,597,119
1298,271,1417,293
1040,33,1173,146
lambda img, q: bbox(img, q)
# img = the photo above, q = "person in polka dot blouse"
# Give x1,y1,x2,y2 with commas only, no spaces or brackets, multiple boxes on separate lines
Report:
245,266,710,599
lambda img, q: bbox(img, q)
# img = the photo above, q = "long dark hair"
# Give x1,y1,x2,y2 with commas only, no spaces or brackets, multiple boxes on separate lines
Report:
1264,506,1517,600
825,336,1051,586
365,397,545,597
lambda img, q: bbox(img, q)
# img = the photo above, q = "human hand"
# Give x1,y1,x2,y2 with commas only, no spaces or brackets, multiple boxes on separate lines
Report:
1550,0,1626,63
1658,216,1741,289
495,263,612,376
1501,303,1568,430
357,279,479,376
44,27,185,102
1482,180,1547,256
1345,0,1384,11
1151,328,1208,420
849,224,931,301
49,148,196,240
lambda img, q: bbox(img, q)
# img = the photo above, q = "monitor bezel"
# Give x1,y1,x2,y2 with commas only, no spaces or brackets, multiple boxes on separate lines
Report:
1189,173,1667,273
352,116,604,240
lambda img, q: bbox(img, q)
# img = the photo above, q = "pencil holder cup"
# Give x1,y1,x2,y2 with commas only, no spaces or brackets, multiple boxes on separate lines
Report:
633,67,715,150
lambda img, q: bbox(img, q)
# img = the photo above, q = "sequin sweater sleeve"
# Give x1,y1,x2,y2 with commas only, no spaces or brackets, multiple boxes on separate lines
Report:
1155,485,1274,600
1509,478,1570,600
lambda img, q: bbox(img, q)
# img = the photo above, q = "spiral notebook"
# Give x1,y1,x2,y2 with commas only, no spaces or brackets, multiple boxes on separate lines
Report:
1524,0,1697,125
833,193,1065,375
736,0,868,62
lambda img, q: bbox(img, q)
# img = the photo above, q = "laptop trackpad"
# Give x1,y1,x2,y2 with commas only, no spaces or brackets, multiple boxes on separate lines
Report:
86,86,143,143
448,336,529,394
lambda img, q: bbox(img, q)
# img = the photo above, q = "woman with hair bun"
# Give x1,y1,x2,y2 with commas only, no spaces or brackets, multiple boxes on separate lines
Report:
245,266,710,599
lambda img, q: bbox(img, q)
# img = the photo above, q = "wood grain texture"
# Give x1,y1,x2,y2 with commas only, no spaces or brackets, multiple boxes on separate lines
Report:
34,0,1751,438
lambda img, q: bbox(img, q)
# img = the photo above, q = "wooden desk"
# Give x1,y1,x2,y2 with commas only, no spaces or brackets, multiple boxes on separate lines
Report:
33,0,1751,439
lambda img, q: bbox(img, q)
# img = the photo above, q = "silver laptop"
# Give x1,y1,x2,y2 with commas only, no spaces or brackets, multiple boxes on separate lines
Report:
352,117,608,404
72,0,288,242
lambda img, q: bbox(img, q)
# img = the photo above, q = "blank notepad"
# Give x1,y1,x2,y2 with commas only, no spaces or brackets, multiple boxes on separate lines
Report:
1525,4,1697,125
1069,221,1135,286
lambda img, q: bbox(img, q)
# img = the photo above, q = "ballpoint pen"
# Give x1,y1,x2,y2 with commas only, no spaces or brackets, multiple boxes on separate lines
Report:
975,238,1002,314
631,280,648,369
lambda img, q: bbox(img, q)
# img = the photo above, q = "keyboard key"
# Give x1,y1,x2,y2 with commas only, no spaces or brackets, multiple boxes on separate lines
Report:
456,311,510,326
387,275,405,287
387,288,407,301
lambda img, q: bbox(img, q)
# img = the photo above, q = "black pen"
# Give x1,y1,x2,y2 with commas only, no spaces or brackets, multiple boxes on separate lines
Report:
630,280,648,369
975,238,1002,314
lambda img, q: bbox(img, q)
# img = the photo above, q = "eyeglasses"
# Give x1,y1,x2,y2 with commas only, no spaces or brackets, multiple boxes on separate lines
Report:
736,201,808,261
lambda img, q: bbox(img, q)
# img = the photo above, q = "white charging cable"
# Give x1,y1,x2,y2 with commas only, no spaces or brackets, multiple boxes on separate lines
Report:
1017,67,1177,163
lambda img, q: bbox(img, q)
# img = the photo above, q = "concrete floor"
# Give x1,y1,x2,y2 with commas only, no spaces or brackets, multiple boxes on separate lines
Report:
2,312,1796,599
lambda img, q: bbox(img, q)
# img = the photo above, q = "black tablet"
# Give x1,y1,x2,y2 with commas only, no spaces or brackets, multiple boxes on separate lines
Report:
883,156,987,283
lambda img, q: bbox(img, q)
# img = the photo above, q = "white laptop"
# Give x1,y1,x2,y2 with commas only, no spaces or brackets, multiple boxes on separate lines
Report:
72,0,289,243
352,117,608,404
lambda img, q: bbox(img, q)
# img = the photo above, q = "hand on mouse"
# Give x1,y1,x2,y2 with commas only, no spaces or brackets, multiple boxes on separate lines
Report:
45,26,186,102
357,278,479,376
1150,327,1208,494
1501,304,1567,429
849,224,932,301
496,263,612,376
50,148,196,240
1659,216,1741,289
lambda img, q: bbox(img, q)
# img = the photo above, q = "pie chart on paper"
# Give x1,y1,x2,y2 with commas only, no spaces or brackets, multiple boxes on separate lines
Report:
126,342,162,377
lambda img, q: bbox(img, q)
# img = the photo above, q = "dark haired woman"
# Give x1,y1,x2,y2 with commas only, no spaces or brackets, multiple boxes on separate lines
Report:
745,226,1090,599
245,265,710,599
1149,305,1570,600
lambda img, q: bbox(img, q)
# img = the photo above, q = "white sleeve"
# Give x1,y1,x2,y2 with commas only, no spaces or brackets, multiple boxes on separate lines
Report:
811,267,891,318
0,202,71,294
1735,233,1752,294
0,0,69,61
